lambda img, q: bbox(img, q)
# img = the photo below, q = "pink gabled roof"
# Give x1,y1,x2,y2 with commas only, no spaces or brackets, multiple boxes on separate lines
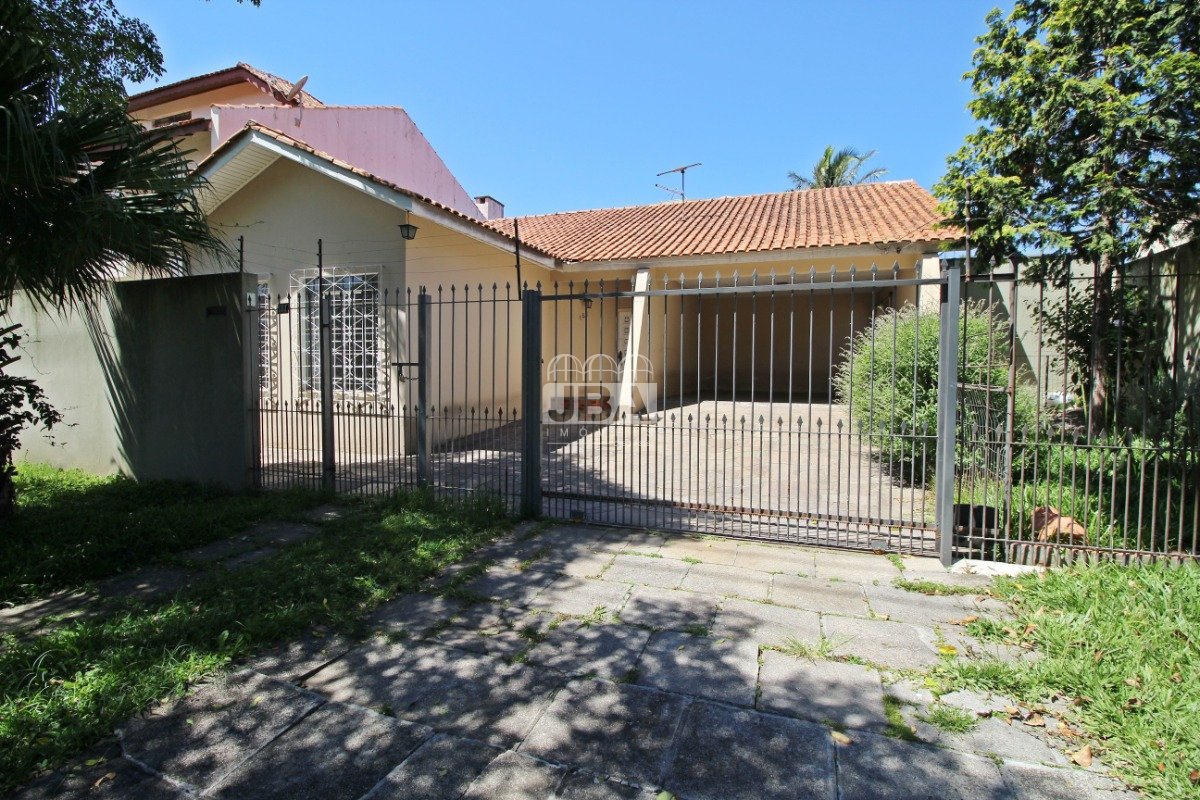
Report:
211,105,484,221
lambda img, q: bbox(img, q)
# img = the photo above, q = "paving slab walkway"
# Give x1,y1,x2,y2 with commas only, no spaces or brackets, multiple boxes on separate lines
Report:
16,523,1136,800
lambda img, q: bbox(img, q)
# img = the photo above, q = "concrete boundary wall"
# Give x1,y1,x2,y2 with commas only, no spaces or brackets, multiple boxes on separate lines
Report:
8,273,257,488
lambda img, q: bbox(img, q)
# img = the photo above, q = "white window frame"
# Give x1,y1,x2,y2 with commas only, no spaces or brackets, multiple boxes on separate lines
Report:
290,268,383,397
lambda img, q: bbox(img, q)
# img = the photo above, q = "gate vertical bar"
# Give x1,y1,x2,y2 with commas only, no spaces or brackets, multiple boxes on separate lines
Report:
318,239,336,491
417,290,431,487
521,288,543,517
1004,269,1018,547
936,265,962,565
245,274,263,490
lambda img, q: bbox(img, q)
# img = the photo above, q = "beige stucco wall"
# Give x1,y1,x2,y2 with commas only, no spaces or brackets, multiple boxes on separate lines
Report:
194,158,412,456
200,158,410,294
132,84,273,126
191,157,555,455
403,231,553,448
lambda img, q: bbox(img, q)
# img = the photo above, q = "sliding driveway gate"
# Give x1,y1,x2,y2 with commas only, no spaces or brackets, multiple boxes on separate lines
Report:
529,268,959,556
253,259,964,559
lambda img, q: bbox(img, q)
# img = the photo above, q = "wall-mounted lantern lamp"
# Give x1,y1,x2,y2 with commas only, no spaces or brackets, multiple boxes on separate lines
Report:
398,211,418,241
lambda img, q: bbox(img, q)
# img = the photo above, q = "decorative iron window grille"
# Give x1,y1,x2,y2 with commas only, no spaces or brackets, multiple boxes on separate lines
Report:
295,271,381,394
257,282,274,394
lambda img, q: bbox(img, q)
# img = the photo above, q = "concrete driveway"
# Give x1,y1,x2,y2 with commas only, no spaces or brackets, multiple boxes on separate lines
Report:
22,525,1134,800
546,401,933,528
261,401,938,554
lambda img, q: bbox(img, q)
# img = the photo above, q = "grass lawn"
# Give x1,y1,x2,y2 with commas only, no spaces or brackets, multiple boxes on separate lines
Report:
1,463,327,604
930,562,1200,800
0,482,509,793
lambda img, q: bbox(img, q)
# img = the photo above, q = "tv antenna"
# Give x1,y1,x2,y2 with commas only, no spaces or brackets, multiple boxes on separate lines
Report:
656,162,701,202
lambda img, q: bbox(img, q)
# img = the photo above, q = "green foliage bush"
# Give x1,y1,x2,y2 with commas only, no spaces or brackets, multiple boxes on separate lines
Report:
835,302,1035,485
1,328,62,518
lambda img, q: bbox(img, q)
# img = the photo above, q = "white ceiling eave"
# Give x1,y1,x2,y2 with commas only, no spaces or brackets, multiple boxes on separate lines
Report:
196,141,279,214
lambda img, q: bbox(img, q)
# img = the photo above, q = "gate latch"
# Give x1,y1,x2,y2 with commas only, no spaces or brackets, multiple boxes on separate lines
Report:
392,361,419,380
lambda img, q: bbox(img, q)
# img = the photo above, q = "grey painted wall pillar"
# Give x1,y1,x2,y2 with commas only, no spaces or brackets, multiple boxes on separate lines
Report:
10,273,258,488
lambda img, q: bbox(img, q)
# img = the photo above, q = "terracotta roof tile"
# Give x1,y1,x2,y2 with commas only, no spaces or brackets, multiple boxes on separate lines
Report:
236,63,323,107
490,182,957,264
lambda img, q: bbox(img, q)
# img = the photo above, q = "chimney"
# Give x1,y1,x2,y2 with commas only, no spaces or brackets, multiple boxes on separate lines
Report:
474,195,505,220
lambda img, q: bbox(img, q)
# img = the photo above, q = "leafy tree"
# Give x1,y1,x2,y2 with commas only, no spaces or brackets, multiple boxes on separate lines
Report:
29,0,162,113
0,0,227,517
788,145,887,189
937,0,1200,432
28,0,263,112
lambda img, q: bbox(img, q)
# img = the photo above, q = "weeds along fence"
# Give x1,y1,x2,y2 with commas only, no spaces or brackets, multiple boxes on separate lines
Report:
952,259,1199,565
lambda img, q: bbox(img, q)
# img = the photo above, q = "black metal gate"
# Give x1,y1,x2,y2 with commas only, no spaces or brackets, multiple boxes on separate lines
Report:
528,268,958,555
251,258,526,508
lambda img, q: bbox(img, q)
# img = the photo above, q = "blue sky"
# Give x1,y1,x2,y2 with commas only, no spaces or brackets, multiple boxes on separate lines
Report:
121,1,1000,217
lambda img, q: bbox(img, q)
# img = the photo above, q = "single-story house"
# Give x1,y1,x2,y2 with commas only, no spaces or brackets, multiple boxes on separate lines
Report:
126,64,956,456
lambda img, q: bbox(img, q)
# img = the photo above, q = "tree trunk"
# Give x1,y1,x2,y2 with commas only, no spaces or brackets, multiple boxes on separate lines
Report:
1089,253,1114,436
0,464,14,521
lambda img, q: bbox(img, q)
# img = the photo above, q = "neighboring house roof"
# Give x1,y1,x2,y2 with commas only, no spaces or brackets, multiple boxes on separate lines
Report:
194,122,557,264
128,62,323,112
486,181,956,263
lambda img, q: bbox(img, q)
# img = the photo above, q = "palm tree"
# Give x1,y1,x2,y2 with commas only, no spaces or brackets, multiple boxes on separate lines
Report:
788,146,888,189
1,0,227,515
1,3,225,308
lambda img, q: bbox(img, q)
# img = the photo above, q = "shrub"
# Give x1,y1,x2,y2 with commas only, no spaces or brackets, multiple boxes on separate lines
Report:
834,302,1035,485
1,326,61,519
